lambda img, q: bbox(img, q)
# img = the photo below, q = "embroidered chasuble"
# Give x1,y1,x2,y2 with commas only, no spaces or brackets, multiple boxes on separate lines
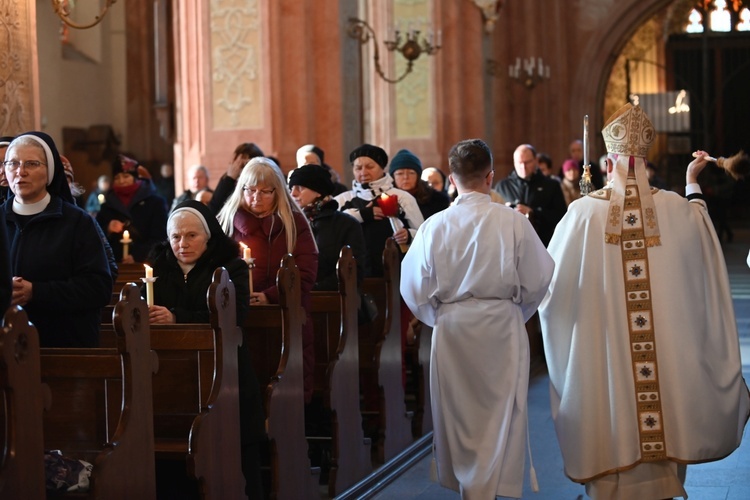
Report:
618,178,666,462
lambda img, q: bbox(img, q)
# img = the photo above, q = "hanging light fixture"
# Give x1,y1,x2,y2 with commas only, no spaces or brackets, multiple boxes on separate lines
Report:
347,17,441,84
52,0,117,30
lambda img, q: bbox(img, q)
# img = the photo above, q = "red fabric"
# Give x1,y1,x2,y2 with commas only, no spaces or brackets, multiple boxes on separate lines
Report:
232,209,319,402
113,180,142,208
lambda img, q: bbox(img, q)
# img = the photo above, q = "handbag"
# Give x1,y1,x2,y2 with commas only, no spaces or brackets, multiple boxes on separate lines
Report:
358,292,379,325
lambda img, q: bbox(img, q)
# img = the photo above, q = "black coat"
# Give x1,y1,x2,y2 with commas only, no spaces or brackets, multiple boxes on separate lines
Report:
495,170,567,246
416,187,450,220
4,195,113,347
147,240,249,324
97,181,169,263
145,213,264,447
307,199,366,291
0,209,11,313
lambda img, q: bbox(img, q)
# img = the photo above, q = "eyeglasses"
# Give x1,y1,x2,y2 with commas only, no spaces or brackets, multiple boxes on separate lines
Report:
485,169,495,179
242,186,275,197
3,160,47,171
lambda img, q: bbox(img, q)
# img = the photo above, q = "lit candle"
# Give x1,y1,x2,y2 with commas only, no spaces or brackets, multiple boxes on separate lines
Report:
239,242,254,297
144,264,155,307
98,193,105,204
121,230,131,260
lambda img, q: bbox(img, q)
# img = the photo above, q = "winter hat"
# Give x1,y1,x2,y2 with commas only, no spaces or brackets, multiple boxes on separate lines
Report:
349,143,388,168
389,149,422,176
9,131,74,203
113,154,139,178
288,164,334,197
562,159,578,173
297,144,325,165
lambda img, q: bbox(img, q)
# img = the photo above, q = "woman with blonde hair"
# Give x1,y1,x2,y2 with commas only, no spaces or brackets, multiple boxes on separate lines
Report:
217,156,318,403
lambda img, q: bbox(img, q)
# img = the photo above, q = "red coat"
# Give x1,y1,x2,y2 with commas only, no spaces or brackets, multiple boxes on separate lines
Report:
232,209,318,402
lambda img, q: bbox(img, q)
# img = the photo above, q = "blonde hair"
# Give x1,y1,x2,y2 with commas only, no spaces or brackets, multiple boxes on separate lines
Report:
217,157,306,252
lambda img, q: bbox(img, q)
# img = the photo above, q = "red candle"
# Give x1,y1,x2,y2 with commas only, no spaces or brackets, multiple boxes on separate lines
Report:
376,193,399,217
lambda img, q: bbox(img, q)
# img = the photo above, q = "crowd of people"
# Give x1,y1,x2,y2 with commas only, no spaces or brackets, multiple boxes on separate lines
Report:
1,102,747,500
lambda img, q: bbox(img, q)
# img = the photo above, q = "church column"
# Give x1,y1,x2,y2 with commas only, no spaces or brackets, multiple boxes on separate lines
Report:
0,0,40,134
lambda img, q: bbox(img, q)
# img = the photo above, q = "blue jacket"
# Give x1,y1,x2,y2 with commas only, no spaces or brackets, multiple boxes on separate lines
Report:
4,195,113,347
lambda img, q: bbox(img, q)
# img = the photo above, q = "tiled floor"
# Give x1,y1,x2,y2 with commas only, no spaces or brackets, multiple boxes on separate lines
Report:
372,230,750,500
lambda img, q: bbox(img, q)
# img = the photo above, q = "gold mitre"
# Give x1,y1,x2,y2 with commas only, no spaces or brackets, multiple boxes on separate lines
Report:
601,103,656,157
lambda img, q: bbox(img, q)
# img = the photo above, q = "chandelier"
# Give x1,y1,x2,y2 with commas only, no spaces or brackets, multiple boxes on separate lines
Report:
347,17,441,84
52,0,117,30
507,57,550,89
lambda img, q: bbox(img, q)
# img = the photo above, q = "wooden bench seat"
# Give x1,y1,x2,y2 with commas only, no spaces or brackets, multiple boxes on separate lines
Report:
40,283,158,499
101,269,245,499
242,254,319,500
310,246,372,496
0,306,47,500
360,238,414,464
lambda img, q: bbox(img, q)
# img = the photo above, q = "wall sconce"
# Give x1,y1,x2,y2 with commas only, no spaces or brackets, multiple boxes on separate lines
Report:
506,57,551,89
52,0,117,29
347,17,441,84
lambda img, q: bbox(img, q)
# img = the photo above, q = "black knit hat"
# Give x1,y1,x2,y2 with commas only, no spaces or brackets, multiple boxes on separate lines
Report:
389,149,422,176
288,164,334,197
349,143,388,168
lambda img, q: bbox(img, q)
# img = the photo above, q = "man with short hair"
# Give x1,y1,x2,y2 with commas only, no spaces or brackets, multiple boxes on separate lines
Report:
171,164,213,212
401,138,554,499
495,144,567,246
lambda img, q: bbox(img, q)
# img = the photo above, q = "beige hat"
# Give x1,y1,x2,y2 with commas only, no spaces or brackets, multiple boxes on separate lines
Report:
602,103,661,247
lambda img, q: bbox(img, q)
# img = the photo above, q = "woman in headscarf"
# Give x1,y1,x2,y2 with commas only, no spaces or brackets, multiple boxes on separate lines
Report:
2,131,112,347
217,156,318,403
146,199,264,498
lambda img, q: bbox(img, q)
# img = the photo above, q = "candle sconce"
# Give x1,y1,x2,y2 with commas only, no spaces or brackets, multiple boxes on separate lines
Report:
487,57,550,89
52,0,117,29
347,17,441,84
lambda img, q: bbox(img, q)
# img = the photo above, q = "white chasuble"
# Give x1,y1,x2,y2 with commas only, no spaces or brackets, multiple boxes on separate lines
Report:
539,181,750,490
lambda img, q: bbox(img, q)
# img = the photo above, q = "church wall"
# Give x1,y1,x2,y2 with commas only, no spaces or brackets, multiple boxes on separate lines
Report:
1,0,693,191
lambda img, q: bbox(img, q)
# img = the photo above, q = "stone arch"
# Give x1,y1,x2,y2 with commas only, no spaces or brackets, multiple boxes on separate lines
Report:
570,0,677,133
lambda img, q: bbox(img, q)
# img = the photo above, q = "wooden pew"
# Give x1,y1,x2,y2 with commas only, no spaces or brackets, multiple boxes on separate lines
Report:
242,254,319,500
101,269,245,499
310,246,372,496
409,321,433,437
360,238,414,463
40,283,158,499
0,306,47,500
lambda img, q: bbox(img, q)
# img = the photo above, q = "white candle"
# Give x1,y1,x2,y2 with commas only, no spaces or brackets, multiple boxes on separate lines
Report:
583,115,589,167
240,242,254,297
122,230,131,259
144,264,154,307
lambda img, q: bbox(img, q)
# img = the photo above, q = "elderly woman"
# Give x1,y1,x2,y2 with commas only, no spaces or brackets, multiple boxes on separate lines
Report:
2,131,112,347
147,199,249,323
288,163,365,291
334,144,423,277
217,157,318,403
146,199,264,498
